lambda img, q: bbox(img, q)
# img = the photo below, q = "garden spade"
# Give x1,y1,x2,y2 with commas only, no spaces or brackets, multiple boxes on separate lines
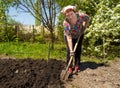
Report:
60,29,85,81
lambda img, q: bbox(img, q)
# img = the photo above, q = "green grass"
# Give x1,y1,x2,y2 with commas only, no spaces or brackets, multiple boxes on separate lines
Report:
0,42,66,60
0,42,118,64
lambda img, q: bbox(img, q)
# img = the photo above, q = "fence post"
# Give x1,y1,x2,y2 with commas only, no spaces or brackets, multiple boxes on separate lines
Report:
14,25,19,39
32,25,35,43
14,25,19,53
41,25,45,37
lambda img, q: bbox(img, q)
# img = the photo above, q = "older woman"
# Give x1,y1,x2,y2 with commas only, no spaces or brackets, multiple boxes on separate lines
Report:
61,5,90,78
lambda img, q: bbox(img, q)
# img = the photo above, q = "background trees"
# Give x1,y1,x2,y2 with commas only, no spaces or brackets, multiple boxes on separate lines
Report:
0,0,16,42
13,0,59,48
57,0,120,58
0,0,119,58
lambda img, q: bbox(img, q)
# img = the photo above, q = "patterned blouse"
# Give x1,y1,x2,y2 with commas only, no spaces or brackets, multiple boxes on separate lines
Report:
63,13,89,39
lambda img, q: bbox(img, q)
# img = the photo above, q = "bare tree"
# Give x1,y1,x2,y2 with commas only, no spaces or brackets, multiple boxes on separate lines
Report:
15,0,59,48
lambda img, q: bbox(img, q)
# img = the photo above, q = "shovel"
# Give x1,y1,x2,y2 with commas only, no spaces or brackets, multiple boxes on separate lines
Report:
60,29,85,81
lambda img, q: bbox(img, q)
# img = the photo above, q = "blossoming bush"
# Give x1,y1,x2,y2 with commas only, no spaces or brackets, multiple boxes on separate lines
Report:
83,0,120,58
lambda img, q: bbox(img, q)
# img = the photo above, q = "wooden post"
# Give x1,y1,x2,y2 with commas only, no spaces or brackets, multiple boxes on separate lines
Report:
32,25,35,43
41,25,45,37
14,25,19,41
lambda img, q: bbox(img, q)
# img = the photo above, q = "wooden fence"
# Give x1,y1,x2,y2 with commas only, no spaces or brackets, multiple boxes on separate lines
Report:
14,25,58,35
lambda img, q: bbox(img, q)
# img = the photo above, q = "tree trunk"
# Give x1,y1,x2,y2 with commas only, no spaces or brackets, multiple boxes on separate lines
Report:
41,25,45,37
35,0,41,26
50,30,54,49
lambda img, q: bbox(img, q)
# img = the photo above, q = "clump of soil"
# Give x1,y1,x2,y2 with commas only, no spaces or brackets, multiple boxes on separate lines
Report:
0,58,66,88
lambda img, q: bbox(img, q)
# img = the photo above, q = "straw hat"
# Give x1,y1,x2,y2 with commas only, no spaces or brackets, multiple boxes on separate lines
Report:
61,5,76,14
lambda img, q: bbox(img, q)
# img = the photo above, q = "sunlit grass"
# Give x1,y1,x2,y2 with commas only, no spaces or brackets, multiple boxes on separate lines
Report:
0,42,66,60
0,42,117,64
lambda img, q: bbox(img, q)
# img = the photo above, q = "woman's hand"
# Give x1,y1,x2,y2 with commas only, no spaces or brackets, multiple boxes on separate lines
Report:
70,51,75,56
82,21,87,28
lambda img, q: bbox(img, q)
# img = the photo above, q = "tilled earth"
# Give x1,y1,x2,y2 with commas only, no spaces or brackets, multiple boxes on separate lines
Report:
63,59,120,88
0,58,66,88
0,57,120,88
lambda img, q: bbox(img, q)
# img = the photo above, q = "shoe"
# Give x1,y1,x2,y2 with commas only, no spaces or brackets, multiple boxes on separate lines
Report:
68,67,73,74
74,66,79,74
68,67,73,78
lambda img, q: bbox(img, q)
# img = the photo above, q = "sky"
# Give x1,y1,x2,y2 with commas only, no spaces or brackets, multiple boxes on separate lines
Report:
9,7,35,25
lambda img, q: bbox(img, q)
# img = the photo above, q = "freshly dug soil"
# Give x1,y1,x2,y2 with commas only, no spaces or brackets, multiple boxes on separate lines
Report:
0,58,66,88
0,57,120,88
63,59,120,88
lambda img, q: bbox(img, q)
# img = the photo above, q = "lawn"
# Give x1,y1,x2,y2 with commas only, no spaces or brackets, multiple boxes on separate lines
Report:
0,42,66,60
0,42,112,63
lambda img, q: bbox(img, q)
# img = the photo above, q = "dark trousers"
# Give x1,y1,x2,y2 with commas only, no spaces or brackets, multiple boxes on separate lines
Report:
65,35,84,68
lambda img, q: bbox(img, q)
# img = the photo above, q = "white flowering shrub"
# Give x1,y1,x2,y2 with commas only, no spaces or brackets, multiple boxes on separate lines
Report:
83,0,120,58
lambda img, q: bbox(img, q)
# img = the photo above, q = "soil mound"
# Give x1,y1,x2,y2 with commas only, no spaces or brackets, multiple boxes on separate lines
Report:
0,58,66,88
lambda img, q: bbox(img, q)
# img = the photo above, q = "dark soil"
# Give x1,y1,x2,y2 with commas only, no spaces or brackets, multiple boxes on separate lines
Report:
0,58,66,88
0,57,120,88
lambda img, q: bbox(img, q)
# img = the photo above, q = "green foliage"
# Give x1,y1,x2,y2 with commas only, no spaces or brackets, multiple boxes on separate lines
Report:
57,0,101,42
0,25,15,42
0,0,119,59
0,0,21,42
76,0,101,17
0,0,15,23
56,0,77,7
0,18,22,42
83,0,120,58
57,0,120,58
35,35,46,43
57,14,64,42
